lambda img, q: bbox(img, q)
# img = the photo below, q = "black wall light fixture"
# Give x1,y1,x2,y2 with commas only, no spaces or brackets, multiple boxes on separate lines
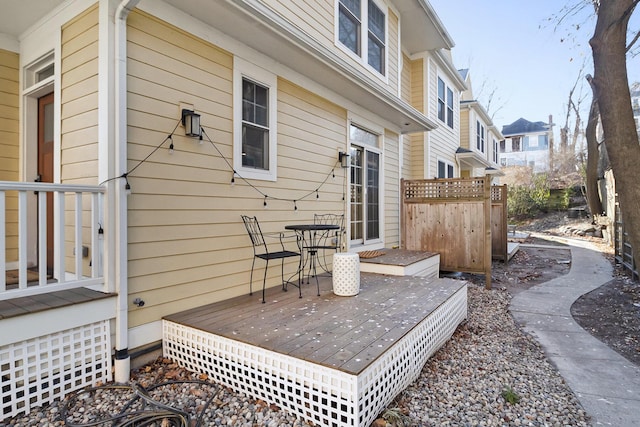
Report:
338,151,350,168
181,109,201,137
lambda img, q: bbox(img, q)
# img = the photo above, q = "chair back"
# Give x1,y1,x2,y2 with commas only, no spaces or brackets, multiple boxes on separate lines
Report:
241,215,267,249
314,213,344,228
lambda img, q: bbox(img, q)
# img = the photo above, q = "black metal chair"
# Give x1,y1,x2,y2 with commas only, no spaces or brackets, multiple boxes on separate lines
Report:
313,213,345,273
241,215,302,303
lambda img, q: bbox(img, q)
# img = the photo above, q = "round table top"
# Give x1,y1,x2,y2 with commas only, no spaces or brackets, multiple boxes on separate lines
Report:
285,223,340,231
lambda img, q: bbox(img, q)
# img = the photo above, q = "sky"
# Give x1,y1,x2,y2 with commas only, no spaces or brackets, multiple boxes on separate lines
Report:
428,0,640,136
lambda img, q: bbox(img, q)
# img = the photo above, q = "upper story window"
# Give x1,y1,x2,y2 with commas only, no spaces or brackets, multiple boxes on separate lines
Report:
437,77,454,129
337,0,387,76
234,57,278,181
493,139,499,163
476,120,485,153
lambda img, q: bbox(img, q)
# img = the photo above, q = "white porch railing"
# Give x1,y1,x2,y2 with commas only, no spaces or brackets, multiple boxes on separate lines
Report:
0,181,105,300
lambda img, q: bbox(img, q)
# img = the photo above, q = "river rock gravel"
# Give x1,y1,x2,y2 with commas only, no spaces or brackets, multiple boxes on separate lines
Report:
1,284,590,427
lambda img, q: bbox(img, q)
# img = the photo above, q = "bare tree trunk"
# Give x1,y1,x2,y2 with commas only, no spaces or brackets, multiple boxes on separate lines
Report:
584,92,604,216
590,0,640,269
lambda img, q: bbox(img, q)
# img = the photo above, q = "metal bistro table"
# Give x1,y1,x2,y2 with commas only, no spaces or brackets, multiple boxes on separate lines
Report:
285,223,340,296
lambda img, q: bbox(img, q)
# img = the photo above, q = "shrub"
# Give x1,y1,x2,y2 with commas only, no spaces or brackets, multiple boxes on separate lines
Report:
507,173,550,218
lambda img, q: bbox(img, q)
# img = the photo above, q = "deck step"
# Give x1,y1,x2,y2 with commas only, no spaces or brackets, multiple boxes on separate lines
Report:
358,248,440,278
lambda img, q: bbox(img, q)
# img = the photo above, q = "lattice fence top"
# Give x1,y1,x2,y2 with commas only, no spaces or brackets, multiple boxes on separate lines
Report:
403,178,487,202
491,185,507,202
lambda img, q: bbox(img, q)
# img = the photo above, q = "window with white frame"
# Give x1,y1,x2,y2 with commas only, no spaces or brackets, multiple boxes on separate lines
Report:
476,120,485,153
437,160,454,178
493,138,498,163
437,77,454,128
233,57,277,181
337,0,387,76
349,124,381,245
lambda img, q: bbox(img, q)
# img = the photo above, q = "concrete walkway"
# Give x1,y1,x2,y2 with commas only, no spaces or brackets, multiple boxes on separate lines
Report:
510,237,640,427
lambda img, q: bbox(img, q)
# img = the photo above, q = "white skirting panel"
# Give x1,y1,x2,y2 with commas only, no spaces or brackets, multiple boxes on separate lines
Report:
163,285,467,427
0,320,112,420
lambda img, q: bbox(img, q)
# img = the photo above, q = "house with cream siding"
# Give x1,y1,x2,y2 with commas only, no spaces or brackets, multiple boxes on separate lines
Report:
0,0,469,421
458,68,503,181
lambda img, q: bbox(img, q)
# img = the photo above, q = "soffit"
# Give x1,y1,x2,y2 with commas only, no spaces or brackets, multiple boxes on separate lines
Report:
0,0,66,38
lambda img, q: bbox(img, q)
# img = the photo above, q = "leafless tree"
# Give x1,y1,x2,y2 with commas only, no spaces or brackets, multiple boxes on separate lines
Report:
589,0,640,269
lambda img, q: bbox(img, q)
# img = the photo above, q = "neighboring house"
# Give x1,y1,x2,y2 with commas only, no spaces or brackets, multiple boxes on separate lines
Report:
457,68,503,182
0,0,466,418
499,117,553,173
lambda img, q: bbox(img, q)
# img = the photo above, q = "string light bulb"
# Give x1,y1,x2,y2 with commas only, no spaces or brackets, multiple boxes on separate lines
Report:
169,142,174,154
264,196,268,208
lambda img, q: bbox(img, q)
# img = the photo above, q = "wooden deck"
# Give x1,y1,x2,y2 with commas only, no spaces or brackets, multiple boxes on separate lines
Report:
163,272,467,426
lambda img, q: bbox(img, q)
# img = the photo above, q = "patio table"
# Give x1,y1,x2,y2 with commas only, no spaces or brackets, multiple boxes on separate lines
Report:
285,223,340,295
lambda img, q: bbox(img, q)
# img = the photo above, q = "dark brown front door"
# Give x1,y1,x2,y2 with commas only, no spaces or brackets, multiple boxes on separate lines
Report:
38,92,54,271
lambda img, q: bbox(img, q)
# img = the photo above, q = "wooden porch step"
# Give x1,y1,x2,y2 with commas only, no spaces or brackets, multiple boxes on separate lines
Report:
358,248,440,278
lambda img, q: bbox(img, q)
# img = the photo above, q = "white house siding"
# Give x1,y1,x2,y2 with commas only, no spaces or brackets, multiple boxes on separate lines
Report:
426,55,459,178
0,48,19,263
60,4,100,276
125,10,347,328
384,129,400,246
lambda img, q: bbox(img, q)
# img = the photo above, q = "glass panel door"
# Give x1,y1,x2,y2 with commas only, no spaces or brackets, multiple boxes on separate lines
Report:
349,144,380,244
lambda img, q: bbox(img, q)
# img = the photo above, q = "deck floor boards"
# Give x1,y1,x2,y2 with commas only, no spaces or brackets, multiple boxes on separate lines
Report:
164,272,466,375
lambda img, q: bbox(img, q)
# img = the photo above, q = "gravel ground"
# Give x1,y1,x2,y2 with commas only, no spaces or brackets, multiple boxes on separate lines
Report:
1,283,590,427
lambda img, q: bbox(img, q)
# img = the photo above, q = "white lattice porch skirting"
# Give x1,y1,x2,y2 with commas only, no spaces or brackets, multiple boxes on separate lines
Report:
163,285,467,427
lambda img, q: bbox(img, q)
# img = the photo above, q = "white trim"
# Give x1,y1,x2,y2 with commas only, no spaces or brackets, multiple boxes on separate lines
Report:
0,297,115,347
233,56,278,182
129,320,163,349
334,0,389,84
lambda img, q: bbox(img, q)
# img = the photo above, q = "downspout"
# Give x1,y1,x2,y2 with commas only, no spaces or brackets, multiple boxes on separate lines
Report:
113,0,140,384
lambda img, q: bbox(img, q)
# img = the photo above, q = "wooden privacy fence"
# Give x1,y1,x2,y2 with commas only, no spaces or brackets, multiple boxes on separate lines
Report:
401,178,492,289
491,185,508,262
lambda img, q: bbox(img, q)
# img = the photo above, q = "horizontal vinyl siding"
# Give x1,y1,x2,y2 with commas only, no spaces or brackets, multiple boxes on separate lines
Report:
126,10,347,328
460,109,470,150
264,0,400,96
60,5,99,277
262,0,333,48
427,57,459,177
400,53,411,103
409,58,424,178
384,130,400,247
387,10,399,94
0,48,19,263
60,3,99,184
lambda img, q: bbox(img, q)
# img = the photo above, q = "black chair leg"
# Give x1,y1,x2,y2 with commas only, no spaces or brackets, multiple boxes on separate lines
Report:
249,258,256,296
262,260,269,303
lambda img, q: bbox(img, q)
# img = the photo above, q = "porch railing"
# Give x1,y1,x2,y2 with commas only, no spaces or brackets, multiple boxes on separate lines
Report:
0,181,105,300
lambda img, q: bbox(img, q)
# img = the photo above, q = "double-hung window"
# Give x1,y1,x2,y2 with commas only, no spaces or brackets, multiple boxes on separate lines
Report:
476,121,485,153
233,57,277,181
493,139,499,163
338,0,387,76
437,77,454,128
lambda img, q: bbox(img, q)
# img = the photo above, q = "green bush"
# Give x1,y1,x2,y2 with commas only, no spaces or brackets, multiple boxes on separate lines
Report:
507,173,550,218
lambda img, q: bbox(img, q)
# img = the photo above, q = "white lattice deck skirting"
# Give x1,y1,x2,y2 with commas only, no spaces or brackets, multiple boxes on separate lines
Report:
163,285,467,427
1,320,112,420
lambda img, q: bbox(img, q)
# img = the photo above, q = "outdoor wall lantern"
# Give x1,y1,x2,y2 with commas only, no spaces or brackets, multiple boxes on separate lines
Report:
338,151,350,168
181,109,201,137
